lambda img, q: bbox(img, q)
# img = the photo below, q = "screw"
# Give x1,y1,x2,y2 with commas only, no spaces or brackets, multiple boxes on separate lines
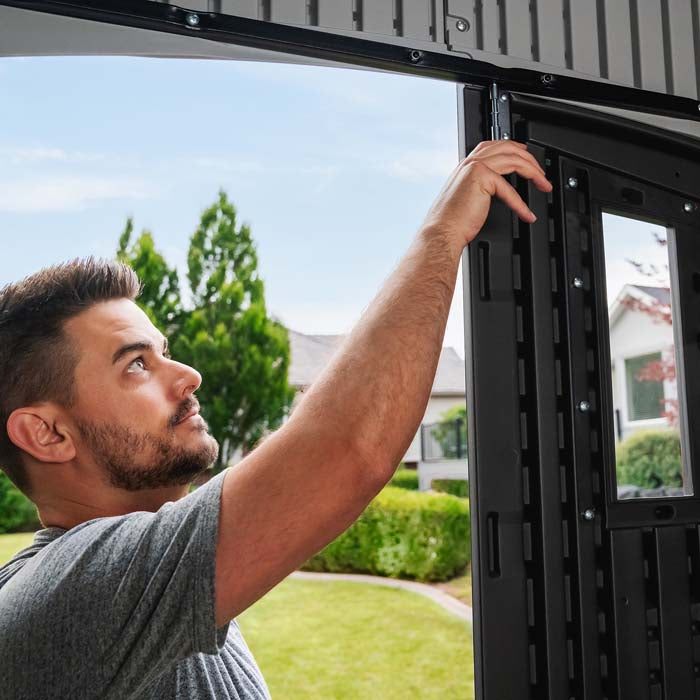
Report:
409,50,423,63
572,277,584,289
582,508,595,521
456,18,469,32
684,201,696,213
185,12,200,27
567,177,578,189
541,73,555,85
499,93,508,102
502,132,511,140
578,400,591,413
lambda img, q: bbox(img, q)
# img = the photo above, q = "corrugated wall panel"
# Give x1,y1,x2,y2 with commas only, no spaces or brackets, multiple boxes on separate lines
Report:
603,0,635,86
166,0,700,100
269,1,307,25
536,0,567,68
568,0,600,76
636,0,667,91
317,0,354,31
219,1,259,19
504,1,532,60
402,0,434,41
668,0,698,98
445,0,479,52
363,0,396,35
480,1,502,53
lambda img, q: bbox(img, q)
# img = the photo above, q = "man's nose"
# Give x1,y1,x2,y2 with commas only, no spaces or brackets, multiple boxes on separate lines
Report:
172,361,202,399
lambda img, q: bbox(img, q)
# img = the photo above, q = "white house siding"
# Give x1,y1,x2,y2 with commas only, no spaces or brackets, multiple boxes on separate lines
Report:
609,300,674,441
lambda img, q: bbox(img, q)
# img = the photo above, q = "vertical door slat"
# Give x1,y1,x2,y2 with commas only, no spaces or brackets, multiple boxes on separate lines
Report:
402,0,433,41
317,0,354,30
270,0,307,24
445,0,478,51
363,0,396,35
636,0,667,91
220,1,259,19
504,0,532,60
668,0,698,98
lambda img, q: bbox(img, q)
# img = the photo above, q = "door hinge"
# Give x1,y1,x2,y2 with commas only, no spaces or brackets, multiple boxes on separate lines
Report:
489,83,512,141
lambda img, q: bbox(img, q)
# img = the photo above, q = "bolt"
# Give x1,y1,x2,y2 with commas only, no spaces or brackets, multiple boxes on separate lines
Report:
409,50,423,63
502,132,511,140
578,400,591,413
684,201,696,213
572,277,584,289
185,12,200,27
456,18,469,32
582,508,595,521
567,177,578,189
541,73,555,85
499,93,508,102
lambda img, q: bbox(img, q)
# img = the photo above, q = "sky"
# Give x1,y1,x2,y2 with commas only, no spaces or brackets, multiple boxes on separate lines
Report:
0,56,466,354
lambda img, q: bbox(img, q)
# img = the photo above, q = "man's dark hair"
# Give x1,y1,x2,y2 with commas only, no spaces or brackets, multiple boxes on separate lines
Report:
0,258,140,496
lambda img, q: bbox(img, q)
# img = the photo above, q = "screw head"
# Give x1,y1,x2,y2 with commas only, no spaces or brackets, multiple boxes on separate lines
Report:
409,49,423,63
572,277,584,289
499,93,508,102
502,133,511,140
456,18,469,32
582,508,595,521
684,201,695,213
578,400,591,413
185,12,200,27
567,177,578,189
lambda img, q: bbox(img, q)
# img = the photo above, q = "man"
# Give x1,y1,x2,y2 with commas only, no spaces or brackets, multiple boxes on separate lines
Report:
0,140,551,699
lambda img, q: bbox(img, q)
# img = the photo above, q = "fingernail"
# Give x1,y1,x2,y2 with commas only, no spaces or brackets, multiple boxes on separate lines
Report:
529,211,537,222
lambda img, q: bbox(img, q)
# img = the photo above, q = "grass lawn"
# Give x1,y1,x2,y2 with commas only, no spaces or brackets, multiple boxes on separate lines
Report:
239,578,474,699
0,532,34,564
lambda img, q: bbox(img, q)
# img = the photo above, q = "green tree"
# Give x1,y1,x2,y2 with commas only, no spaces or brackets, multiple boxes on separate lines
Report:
430,404,467,459
117,217,182,334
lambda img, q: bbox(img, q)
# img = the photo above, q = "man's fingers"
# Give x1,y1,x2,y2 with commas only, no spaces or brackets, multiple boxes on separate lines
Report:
472,153,552,192
487,171,537,223
468,142,547,179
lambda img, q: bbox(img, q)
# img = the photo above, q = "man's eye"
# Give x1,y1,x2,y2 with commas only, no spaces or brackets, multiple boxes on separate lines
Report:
126,357,147,374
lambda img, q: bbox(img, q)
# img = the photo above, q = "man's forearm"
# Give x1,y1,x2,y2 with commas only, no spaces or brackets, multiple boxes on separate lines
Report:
290,224,462,475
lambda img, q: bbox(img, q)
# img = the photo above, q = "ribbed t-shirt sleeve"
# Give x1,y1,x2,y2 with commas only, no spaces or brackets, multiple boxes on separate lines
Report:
27,468,231,698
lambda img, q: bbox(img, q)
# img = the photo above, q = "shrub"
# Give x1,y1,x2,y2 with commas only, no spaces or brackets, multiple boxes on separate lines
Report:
390,467,419,491
0,473,39,534
432,479,469,499
303,486,470,582
616,430,682,490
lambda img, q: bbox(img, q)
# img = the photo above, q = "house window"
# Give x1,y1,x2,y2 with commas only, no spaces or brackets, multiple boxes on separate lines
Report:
625,352,663,420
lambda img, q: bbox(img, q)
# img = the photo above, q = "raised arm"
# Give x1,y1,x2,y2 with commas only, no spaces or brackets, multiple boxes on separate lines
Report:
214,140,552,625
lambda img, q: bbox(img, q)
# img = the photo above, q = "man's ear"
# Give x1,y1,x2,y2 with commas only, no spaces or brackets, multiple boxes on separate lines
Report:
6,406,76,464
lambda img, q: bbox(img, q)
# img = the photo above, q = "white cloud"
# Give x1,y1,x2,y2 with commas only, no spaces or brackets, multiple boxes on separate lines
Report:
0,175,159,212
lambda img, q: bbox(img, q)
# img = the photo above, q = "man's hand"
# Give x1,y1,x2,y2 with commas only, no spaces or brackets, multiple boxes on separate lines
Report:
421,140,553,253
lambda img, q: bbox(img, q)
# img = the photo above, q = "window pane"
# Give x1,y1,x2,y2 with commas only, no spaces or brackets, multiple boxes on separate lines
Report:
602,212,691,499
625,352,663,420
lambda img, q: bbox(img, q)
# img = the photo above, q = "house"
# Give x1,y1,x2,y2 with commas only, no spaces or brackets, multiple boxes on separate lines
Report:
608,284,676,442
288,330,466,466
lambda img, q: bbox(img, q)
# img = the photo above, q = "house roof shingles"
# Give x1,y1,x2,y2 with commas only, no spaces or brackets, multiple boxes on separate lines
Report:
288,329,465,396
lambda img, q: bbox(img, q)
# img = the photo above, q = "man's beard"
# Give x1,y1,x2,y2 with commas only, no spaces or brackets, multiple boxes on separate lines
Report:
75,403,219,491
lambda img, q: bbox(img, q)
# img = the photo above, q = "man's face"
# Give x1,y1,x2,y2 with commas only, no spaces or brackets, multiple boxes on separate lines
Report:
63,298,218,491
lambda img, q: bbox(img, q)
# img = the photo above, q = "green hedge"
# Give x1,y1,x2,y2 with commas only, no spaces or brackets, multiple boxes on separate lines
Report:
432,479,469,499
0,472,39,534
303,486,470,582
616,430,682,490
389,468,419,491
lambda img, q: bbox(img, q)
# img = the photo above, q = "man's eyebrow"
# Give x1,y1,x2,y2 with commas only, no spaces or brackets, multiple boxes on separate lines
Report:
112,337,169,365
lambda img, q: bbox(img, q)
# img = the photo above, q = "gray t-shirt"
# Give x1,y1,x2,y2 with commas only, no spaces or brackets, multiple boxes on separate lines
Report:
0,469,271,699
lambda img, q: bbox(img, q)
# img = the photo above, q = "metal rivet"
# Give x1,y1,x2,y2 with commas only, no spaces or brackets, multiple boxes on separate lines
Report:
541,73,555,85
582,508,595,521
567,177,578,189
499,93,508,102
684,201,696,213
502,133,511,140
578,400,591,413
456,18,469,32
409,50,423,63
572,277,584,289
185,12,200,27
